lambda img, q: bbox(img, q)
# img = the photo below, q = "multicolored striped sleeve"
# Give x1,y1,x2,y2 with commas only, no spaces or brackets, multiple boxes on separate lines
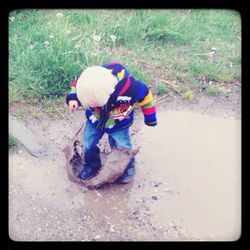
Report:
136,82,157,126
65,76,81,105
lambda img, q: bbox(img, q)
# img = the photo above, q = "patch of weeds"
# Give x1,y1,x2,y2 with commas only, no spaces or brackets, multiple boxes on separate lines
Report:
128,64,150,84
189,62,221,81
176,85,187,94
15,109,27,120
9,88,16,104
46,111,56,118
191,79,206,93
29,108,43,119
207,85,221,96
145,28,185,45
156,82,167,95
39,96,67,118
175,85,194,100
224,91,231,98
9,135,18,148
181,90,194,100
217,71,240,82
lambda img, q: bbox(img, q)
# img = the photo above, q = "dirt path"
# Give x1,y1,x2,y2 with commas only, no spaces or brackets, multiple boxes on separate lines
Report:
9,94,241,241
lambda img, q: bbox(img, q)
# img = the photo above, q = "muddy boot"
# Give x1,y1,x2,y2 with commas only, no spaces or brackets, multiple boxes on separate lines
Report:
79,146,101,180
116,157,135,184
78,164,101,180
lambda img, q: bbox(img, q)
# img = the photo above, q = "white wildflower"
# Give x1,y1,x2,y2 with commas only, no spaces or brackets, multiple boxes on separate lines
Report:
49,34,54,39
110,35,117,43
44,41,50,46
29,44,34,50
93,35,101,42
56,12,64,18
9,16,15,22
74,44,81,48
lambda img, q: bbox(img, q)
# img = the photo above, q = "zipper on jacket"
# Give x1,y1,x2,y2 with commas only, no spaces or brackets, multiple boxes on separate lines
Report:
96,104,109,131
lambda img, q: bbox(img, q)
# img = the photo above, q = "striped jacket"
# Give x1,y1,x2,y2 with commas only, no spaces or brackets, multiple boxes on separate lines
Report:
66,62,157,132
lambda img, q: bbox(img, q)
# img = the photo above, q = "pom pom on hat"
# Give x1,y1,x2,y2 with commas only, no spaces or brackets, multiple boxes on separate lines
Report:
76,66,118,108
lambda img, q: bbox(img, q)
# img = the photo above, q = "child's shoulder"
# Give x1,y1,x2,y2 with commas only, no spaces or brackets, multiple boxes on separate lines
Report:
129,76,147,88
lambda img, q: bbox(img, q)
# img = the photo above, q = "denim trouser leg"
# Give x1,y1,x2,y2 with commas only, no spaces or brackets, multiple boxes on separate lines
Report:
108,127,132,149
83,120,104,169
108,128,135,170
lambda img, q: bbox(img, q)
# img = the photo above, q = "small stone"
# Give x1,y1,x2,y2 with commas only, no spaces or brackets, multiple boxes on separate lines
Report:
109,225,115,232
170,222,178,230
132,210,139,215
152,195,158,200
94,235,102,240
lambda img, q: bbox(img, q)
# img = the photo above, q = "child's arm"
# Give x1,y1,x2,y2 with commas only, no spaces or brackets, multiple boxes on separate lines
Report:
136,82,157,126
66,76,81,106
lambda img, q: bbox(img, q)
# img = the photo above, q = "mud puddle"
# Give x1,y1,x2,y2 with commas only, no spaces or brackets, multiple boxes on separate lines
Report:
133,110,241,240
9,110,241,241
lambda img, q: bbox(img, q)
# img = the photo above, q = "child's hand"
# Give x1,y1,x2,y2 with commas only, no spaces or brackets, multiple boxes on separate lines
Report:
69,100,79,112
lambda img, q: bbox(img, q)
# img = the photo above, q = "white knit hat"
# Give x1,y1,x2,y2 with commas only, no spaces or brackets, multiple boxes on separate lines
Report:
76,66,118,108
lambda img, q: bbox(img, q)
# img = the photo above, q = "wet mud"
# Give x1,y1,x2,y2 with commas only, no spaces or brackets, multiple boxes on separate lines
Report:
9,108,241,241
63,140,137,189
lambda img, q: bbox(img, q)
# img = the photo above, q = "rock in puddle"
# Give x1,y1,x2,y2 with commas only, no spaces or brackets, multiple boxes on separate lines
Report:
152,195,158,200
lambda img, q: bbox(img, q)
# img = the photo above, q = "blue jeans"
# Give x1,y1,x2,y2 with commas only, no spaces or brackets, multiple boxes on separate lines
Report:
83,120,134,169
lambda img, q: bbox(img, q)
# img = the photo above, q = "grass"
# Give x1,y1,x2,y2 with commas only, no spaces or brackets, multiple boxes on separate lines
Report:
9,9,241,103
207,85,222,96
9,135,18,148
156,82,167,95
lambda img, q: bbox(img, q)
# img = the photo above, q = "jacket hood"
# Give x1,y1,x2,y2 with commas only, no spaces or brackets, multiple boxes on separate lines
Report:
101,62,130,82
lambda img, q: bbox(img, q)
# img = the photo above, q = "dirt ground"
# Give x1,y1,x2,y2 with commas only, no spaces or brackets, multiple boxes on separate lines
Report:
8,91,241,241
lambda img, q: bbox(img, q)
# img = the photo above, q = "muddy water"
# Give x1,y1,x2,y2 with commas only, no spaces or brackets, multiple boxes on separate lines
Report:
9,110,241,241
69,110,241,240
134,110,241,240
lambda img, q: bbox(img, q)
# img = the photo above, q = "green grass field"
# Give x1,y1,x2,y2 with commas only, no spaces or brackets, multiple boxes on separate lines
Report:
9,9,241,103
